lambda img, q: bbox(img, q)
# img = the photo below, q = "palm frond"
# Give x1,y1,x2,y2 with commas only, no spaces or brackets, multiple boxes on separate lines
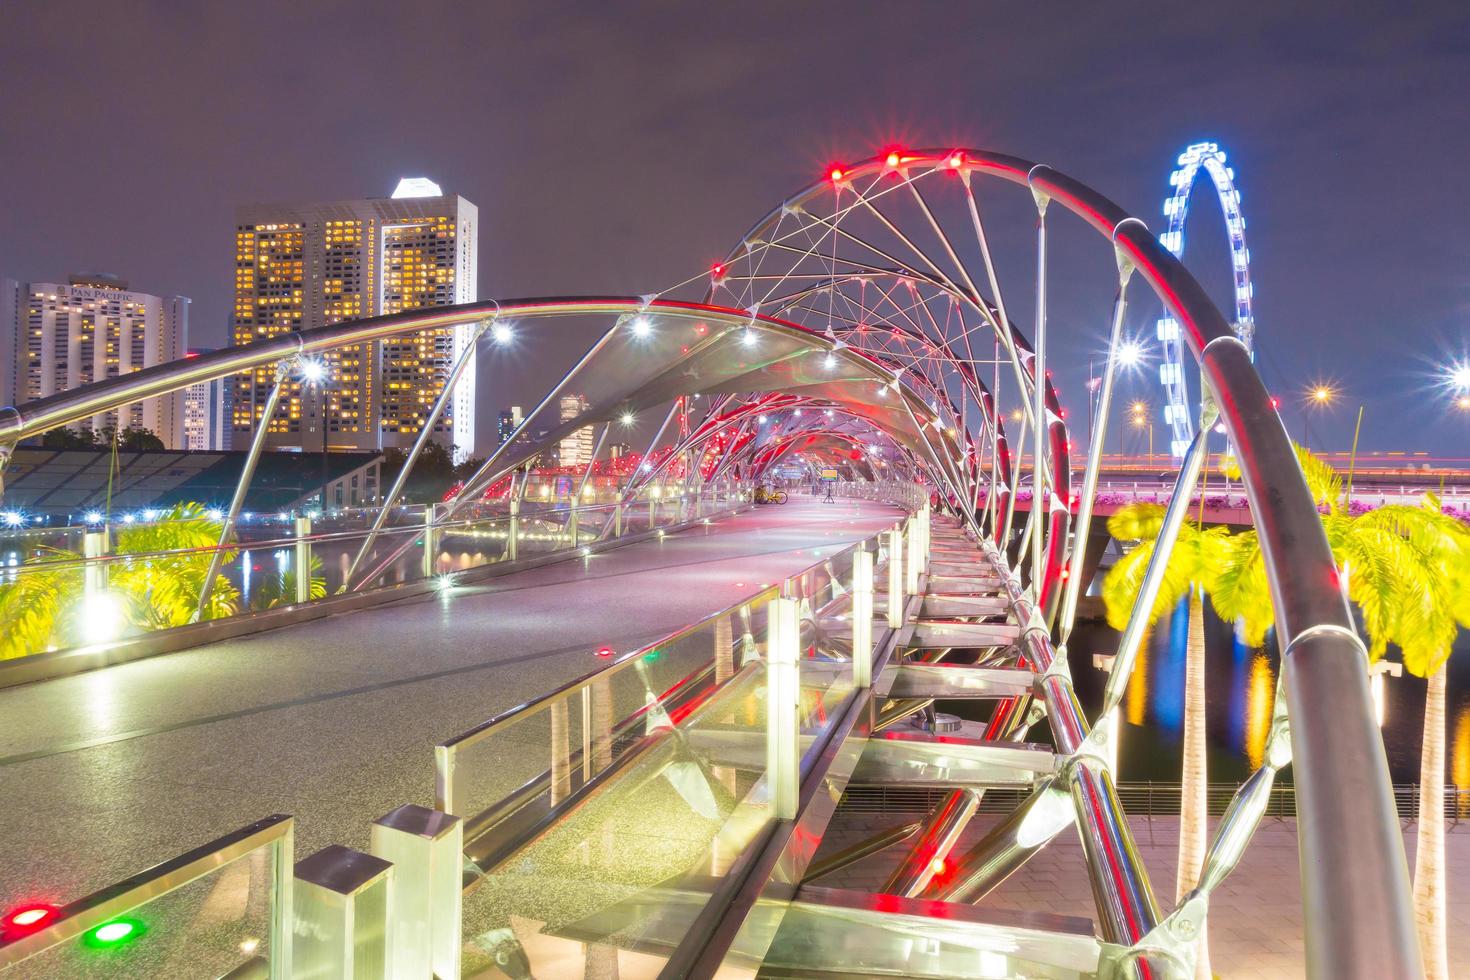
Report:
1107,502,1166,543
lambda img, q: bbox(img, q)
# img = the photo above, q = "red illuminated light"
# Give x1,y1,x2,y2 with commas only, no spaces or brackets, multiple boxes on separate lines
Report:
829,166,845,182
595,646,614,658
929,857,947,875
4,903,59,933
884,151,901,167
948,152,965,168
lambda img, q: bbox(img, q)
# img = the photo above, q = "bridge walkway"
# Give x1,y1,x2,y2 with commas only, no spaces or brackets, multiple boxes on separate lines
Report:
0,497,902,916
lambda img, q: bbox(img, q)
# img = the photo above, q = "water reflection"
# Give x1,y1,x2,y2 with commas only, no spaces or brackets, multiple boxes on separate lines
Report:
1244,654,1273,769
1071,597,1470,785
1454,706,1470,818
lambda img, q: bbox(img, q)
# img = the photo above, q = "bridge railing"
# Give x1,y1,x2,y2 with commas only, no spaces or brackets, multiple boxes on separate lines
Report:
436,516,904,976
0,814,293,978
0,481,749,683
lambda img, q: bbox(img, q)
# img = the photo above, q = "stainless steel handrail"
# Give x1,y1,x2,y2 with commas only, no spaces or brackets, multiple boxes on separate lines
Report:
0,814,293,973
434,515,904,819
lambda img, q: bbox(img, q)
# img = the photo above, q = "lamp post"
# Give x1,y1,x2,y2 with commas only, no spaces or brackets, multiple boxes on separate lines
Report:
300,359,329,512
1129,400,1150,462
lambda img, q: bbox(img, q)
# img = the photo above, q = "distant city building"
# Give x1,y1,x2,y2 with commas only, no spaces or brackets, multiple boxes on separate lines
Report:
1,274,188,447
558,394,593,468
182,348,234,451
230,179,478,460
496,405,523,446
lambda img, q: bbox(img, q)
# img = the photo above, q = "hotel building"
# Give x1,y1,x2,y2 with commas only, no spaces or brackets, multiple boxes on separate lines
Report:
231,179,478,460
1,274,188,447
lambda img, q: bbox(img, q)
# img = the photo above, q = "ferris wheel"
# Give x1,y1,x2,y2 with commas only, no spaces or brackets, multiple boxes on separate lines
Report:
1155,141,1256,456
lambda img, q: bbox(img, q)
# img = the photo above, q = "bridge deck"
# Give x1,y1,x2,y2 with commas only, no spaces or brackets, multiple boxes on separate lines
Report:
0,497,903,914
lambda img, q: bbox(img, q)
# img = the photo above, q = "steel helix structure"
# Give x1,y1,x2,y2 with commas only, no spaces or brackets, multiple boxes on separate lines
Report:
0,144,1417,979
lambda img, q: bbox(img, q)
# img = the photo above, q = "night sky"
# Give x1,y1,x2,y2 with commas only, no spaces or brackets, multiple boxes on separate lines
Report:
3,2,1467,454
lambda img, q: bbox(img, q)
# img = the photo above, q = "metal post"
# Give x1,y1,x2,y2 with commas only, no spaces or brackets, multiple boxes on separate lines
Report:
1059,264,1133,643
270,824,295,980
905,515,921,595
293,516,311,604
852,547,873,688
1030,192,1051,589
83,529,108,598
421,503,438,579
370,804,462,980
887,526,904,628
1099,421,1213,717
767,596,800,819
550,699,571,804
508,470,524,561
198,359,289,621
292,845,393,978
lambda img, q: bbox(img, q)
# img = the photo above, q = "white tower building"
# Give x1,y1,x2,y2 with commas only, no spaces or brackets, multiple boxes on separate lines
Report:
1,274,188,447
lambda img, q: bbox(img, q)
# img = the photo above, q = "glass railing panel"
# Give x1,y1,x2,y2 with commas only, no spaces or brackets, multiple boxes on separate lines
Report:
0,815,291,979
455,607,777,977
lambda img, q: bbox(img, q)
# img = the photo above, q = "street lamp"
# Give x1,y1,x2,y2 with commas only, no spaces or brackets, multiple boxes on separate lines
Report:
1129,401,1152,460
1447,361,1470,391
1308,383,1337,407
299,358,330,510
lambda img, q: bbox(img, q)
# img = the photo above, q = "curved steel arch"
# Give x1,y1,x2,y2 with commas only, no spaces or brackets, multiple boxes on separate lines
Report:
694,145,1415,976
0,147,1416,977
1156,140,1257,456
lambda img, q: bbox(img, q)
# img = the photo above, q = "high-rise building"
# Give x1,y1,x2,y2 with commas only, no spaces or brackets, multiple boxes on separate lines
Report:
231,179,478,460
1,274,188,447
558,394,593,468
182,348,234,451
496,405,523,446
183,349,214,450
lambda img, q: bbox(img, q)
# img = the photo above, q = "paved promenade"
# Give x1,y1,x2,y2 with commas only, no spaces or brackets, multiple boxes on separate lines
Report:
817,812,1470,977
0,498,901,912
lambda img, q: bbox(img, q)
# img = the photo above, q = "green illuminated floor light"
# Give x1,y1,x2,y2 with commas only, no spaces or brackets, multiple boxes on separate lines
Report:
82,917,145,949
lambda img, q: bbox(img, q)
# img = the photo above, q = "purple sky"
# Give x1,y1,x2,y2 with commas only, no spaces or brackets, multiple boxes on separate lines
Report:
3,2,1467,454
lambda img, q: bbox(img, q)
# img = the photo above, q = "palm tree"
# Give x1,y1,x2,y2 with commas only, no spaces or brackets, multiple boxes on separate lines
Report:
0,503,240,659
1356,497,1469,979
1103,502,1232,978
1215,447,1470,978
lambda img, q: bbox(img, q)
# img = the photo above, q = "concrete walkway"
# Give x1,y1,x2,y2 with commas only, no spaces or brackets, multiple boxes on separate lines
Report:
0,497,902,912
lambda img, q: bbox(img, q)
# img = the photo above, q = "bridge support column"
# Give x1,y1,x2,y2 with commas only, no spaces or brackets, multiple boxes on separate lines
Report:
293,516,312,604
887,527,904,628
852,547,873,688
767,596,800,819
370,804,462,980
292,844,394,978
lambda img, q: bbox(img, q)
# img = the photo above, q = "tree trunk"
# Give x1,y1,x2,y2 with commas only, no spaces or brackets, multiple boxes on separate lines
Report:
1178,587,1211,978
1414,664,1449,979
